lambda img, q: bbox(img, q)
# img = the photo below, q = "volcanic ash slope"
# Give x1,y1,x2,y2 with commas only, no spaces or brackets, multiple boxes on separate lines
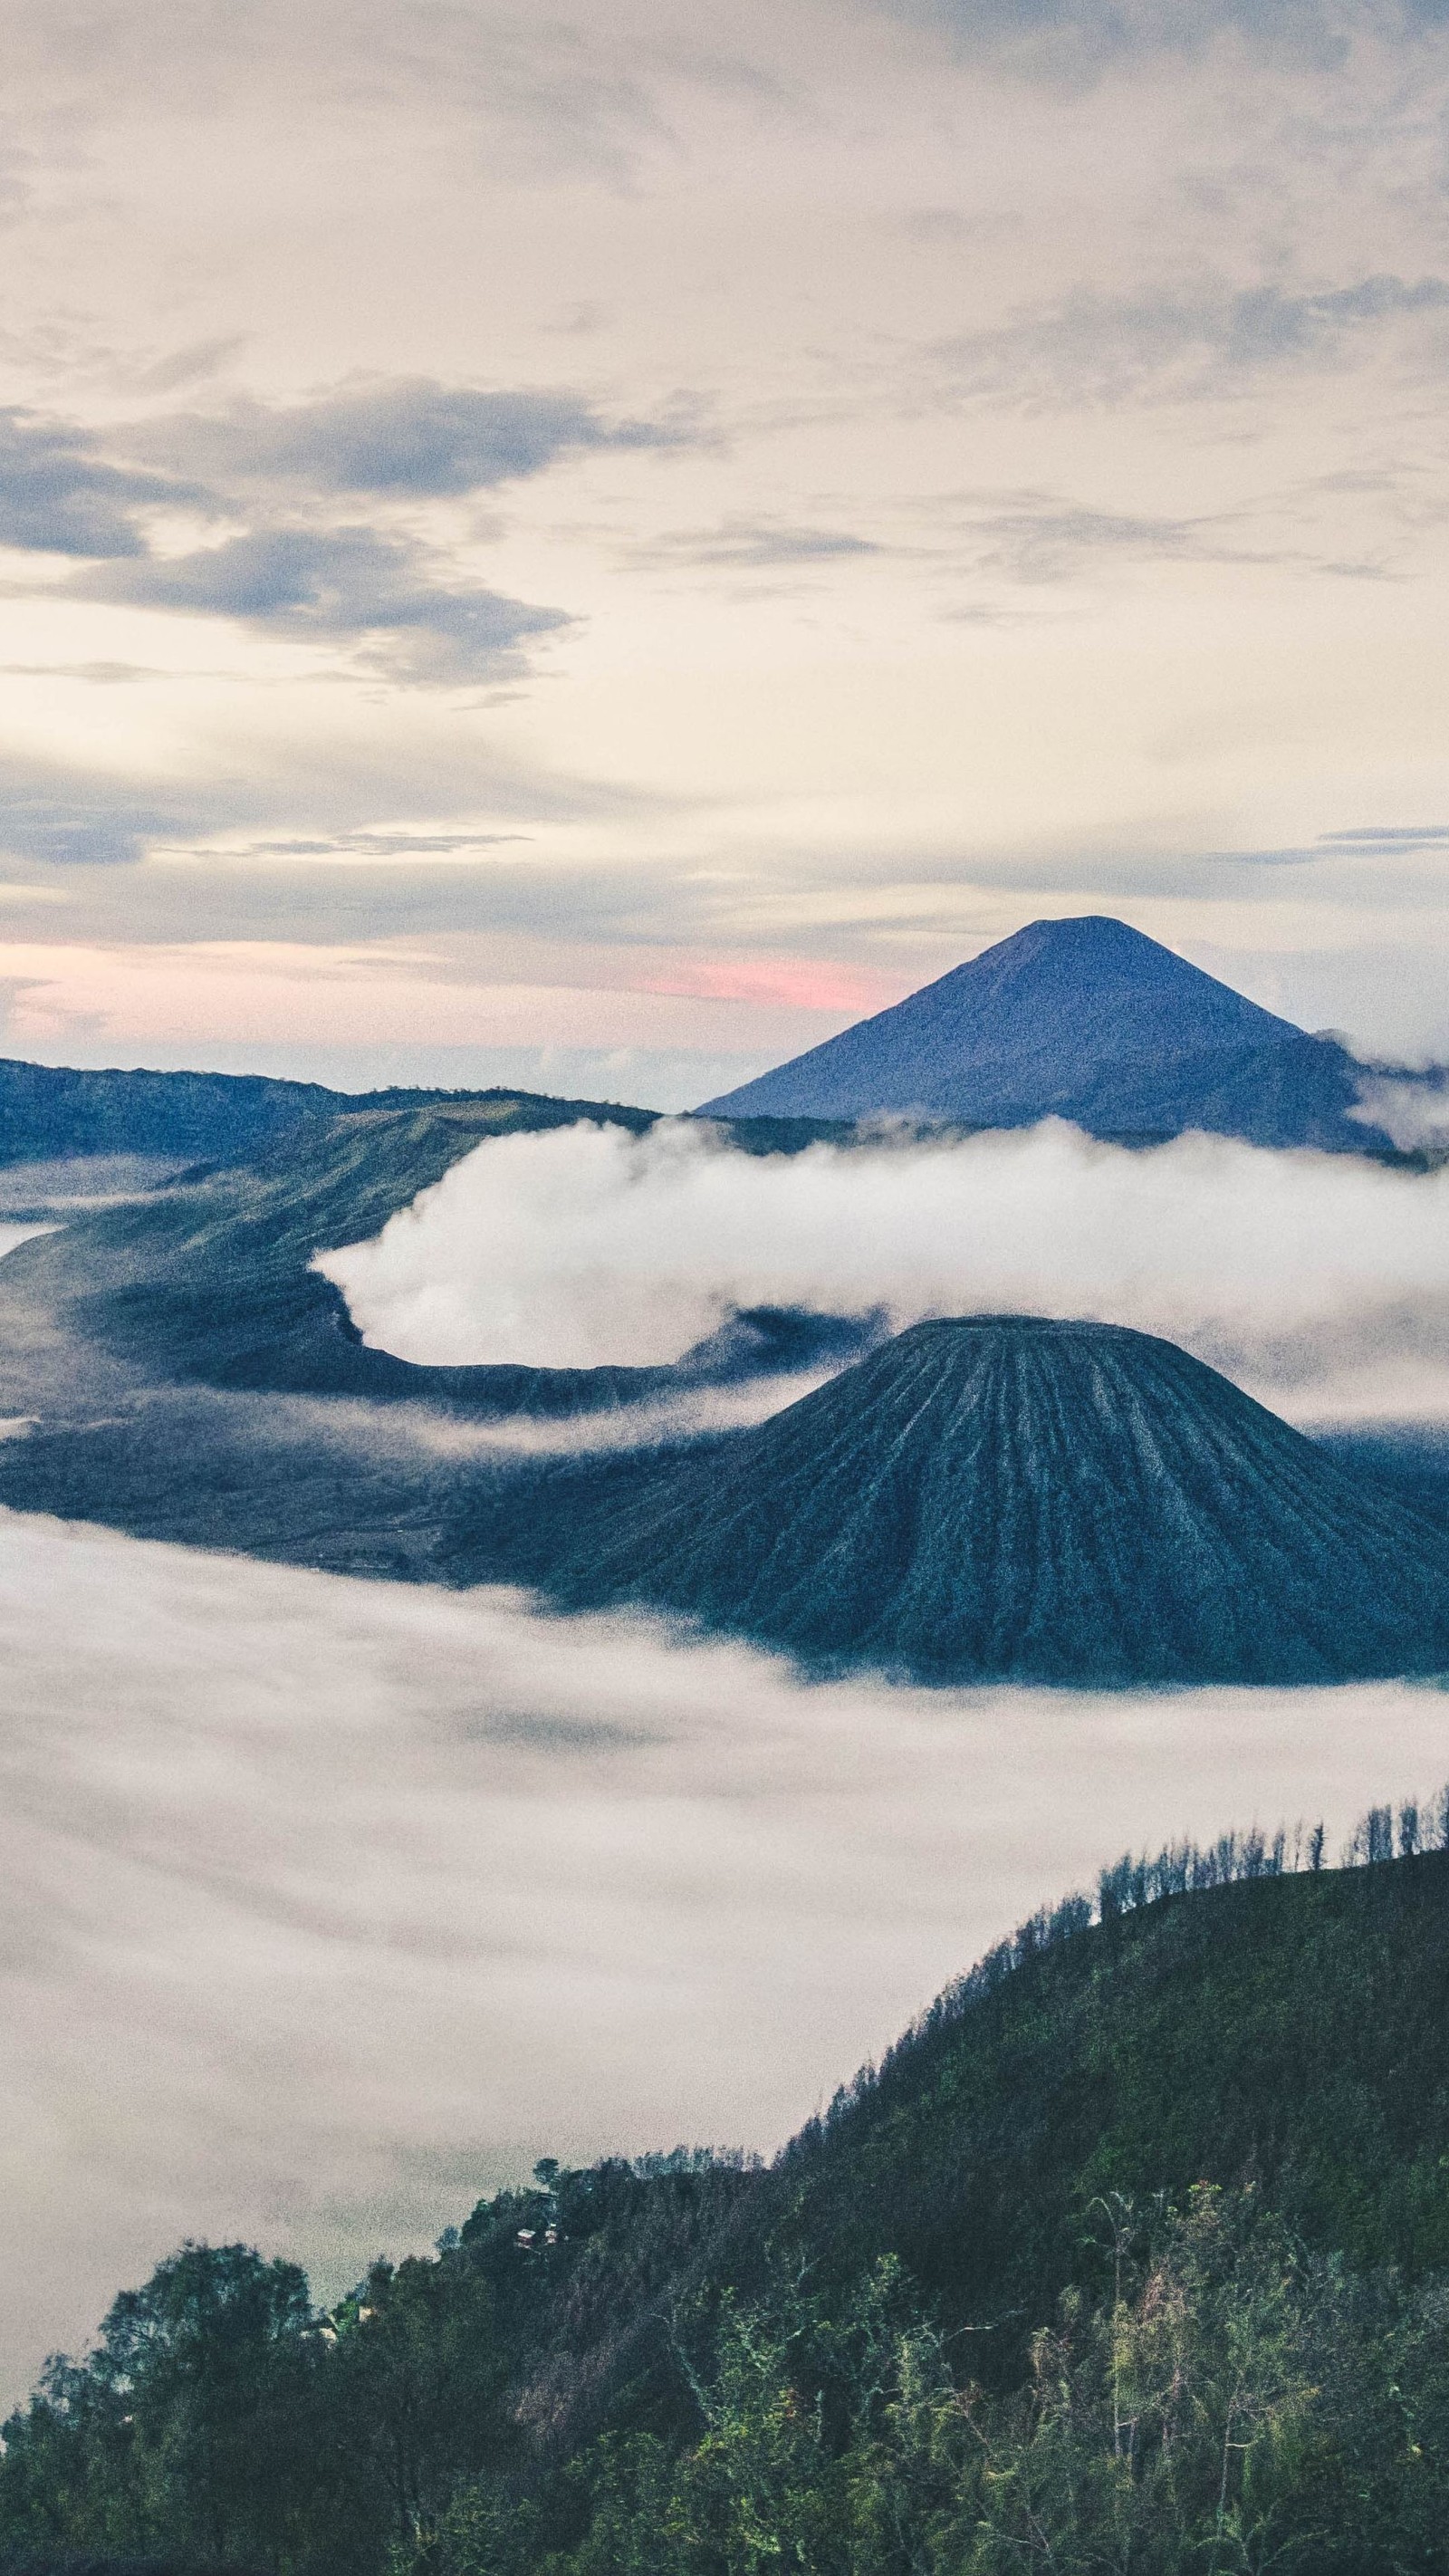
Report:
535,1317,1449,1686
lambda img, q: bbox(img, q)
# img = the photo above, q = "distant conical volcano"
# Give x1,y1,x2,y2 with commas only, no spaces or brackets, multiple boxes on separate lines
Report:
699,916,1383,1151
515,1316,1449,1684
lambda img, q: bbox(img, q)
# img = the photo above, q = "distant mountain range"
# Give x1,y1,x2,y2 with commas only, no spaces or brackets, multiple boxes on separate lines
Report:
462,1313,1449,1686
0,1056,474,1168
701,914,1393,1151
0,918,1428,1168
0,1053,859,1176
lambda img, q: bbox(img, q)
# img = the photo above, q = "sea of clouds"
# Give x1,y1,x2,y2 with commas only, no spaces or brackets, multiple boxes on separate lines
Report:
3,1501,1447,2404
319,1118,1449,1420
11,1118,1449,2402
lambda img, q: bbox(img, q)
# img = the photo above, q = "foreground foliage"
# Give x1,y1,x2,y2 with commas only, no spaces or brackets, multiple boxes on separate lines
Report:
429,2187,1449,2576
7,2190,1449,2575
7,1832,1449,2574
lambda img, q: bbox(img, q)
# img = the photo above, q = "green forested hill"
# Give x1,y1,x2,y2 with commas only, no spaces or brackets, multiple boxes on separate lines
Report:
6,1824,1449,2575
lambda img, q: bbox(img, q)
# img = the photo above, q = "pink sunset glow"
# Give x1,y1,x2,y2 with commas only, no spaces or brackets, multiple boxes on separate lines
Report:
629,956,907,1014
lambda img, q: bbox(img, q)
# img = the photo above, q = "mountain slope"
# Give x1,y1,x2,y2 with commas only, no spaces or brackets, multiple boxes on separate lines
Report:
497,1314,1449,1682
701,913,1383,1149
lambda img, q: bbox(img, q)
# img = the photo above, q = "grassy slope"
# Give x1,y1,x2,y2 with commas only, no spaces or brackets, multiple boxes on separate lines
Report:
775,1850,1449,2317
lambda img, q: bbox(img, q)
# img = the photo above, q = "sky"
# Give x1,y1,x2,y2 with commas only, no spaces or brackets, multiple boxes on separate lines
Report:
0,0,1444,1102
3,1496,1447,2403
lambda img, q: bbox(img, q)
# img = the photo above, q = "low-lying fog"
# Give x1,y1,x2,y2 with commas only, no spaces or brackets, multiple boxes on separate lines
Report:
318,1120,1449,1421
3,1501,1445,2404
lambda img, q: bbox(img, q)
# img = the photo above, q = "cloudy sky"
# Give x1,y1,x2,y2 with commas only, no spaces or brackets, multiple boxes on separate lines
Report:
0,0,1448,1101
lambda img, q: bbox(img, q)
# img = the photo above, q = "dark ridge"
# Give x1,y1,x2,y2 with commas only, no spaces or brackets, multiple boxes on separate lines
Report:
0,1061,715,1174
465,1313,1449,1684
700,912,1387,1150
0,1054,858,1174
0,1056,477,1168
449,1848,1449,2473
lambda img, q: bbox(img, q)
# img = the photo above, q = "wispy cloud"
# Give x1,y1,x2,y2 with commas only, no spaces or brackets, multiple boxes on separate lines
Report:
936,274,1449,408
0,782,189,867
883,0,1449,78
633,517,884,571
0,721,667,874
928,487,1276,582
81,526,572,686
128,377,691,499
0,1,673,179
1202,822,1449,868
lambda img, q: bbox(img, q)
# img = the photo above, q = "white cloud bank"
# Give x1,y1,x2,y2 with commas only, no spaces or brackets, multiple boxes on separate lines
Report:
318,1119,1449,1419
3,1502,1447,2405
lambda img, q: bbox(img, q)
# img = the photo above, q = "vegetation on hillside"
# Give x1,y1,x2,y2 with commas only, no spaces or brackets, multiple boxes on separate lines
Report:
5,1796,1449,2573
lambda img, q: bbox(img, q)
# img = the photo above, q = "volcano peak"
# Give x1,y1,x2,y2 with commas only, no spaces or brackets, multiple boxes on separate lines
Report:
513,1313,1449,1686
699,915,1380,1150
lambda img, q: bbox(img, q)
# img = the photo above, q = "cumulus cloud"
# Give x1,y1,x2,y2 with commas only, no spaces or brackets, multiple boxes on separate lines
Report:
2,1499,1445,2403
1348,1071,1449,1152
318,1117,1449,1418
